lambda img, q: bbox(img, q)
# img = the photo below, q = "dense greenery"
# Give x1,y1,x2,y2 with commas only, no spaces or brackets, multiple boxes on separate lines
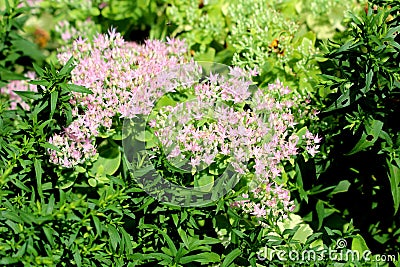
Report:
0,0,399,266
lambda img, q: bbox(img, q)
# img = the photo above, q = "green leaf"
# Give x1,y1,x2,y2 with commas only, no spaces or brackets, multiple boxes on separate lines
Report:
120,227,133,254
56,172,77,189
325,87,352,112
34,158,43,201
361,69,373,94
157,229,177,256
0,257,19,264
194,174,214,192
178,228,189,250
328,180,351,197
73,250,82,267
180,252,220,264
11,39,45,62
194,48,216,62
351,234,369,254
40,142,62,152
292,224,314,244
347,119,383,155
92,215,102,236
316,200,324,230
154,95,176,110
296,163,308,203
108,225,120,252
50,90,58,118
32,62,44,77
221,248,241,267
89,140,121,177
59,57,75,76
88,178,97,187
29,79,50,87
66,84,92,94
387,159,400,214
14,90,41,101
43,227,55,247
0,67,28,80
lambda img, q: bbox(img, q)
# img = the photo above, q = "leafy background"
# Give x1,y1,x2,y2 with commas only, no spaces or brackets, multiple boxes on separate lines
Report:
0,0,399,266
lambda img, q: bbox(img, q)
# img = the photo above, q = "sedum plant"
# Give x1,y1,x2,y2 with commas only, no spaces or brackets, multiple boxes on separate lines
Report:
31,29,319,222
156,0,324,95
274,0,363,40
0,27,325,265
227,0,321,95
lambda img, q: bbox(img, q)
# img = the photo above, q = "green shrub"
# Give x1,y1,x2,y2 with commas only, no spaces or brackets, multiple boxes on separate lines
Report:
315,1,400,254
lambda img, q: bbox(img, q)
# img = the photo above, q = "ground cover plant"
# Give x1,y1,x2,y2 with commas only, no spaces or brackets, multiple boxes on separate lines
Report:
0,0,400,266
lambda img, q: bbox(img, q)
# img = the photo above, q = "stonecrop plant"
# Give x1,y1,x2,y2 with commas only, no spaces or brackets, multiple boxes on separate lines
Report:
45,29,188,168
0,28,321,228
132,62,321,225
227,0,322,95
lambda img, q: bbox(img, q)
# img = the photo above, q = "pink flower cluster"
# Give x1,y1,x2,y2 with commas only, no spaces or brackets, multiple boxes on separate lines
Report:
48,29,188,168
152,73,317,181
150,66,321,222
232,184,295,222
0,71,37,110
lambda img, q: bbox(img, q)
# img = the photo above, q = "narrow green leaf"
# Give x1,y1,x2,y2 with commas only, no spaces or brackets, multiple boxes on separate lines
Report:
92,215,102,236
29,79,50,87
0,257,19,264
73,250,82,267
178,228,189,250
157,229,177,256
11,39,45,62
5,0,11,14
66,84,92,94
120,227,133,254
221,248,241,267
50,90,58,118
34,158,43,201
387,159,400,214
180,252,220,264
108,225,120,252
45,194,55,215
336,40,354,53
32,62,44,77
0,68,28,80
143,252,172,262
19,210,36,224
325,88,351,112
316,200,324,230
14,90,41,101
43,227,55,247
40,142,62,153
59,57,75,76
347,120,383,155
361,69,373,94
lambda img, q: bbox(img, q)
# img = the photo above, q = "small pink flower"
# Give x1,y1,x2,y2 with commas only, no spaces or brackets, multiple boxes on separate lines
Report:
251,204,267,218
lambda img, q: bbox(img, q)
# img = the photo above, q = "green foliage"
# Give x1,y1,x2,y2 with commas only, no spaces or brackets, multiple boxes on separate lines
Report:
0,0,45,87
315,1,400,253
0,57,132,265
227,0,321,94
151,0,363,97
275,0,363,40
1,0,399,265
36,0,164,44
